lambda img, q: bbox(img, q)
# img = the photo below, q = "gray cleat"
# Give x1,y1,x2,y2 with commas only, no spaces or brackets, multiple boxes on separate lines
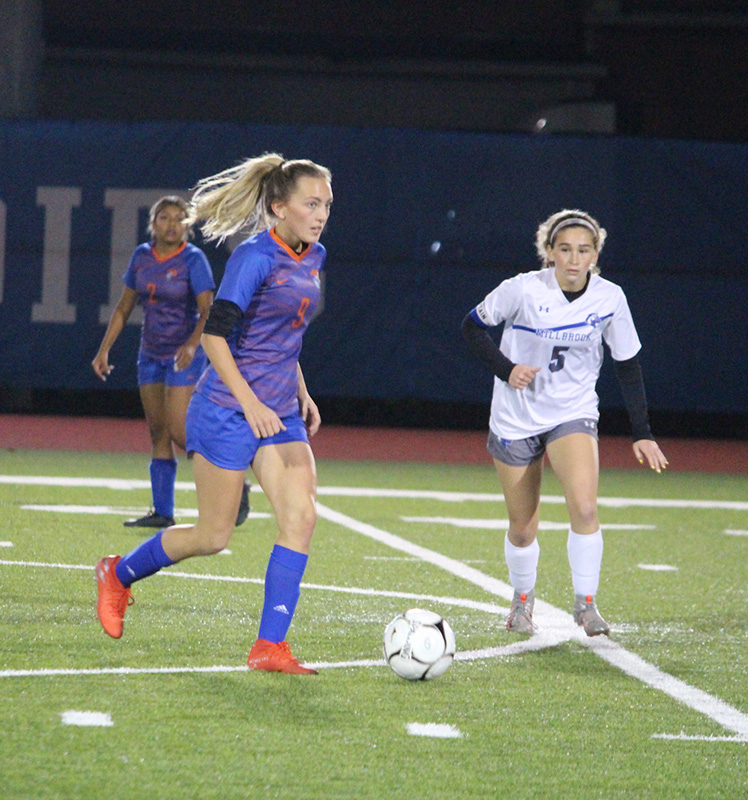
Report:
506,589,536,633
573,594,610,636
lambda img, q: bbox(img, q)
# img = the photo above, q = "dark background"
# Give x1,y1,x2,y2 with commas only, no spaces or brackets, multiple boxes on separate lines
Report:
2,0,747,437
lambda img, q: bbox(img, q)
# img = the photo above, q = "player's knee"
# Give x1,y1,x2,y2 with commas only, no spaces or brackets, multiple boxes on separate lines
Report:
570,499,599,531
507,518,538,546
197,524,234,555
147,420,169,446
509,528,537,547
281,501,316,543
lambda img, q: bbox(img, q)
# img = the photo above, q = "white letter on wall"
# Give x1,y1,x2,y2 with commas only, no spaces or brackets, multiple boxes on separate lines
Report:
32,186,81,323
100,188,182,325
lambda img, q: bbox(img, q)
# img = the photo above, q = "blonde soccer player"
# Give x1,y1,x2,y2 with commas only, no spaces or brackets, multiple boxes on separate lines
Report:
96,155,332,674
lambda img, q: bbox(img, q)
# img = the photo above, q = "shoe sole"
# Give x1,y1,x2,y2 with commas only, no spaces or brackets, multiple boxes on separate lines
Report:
574,615,610,637
247,661,318,675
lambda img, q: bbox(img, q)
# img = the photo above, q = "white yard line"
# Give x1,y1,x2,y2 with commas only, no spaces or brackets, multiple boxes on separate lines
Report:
2,474,747,510
315,501,748,741
401,516,655,531
0,559,507,617
20,504,271,520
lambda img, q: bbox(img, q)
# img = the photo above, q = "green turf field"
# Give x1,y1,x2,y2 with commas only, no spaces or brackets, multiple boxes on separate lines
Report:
1,448,746,799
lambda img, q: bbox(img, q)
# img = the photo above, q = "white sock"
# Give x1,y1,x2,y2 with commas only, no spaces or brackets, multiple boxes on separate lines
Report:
567,528,603,596
504,534,539,594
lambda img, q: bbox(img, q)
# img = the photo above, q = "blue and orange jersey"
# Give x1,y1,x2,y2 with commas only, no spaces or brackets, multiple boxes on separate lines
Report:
195,228,325,417
123,242,215,359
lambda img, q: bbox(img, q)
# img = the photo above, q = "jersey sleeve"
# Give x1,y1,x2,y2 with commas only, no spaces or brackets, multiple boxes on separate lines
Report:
215,241,274,312
122,248,140,290
471,274,523,328
603,287,642,361
187,247,216,296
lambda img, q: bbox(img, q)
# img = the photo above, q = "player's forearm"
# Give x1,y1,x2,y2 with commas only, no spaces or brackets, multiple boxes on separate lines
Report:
97,310,127,355
613,355,653,441
201,333,259,409
461,313,515,382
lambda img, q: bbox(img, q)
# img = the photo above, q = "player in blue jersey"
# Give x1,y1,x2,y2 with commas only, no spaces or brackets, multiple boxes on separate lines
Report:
92,196,239,529
96,155,332,674
462,209,668,637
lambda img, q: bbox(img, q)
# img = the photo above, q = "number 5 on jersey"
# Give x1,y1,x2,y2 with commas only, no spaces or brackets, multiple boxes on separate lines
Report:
549,346,570,373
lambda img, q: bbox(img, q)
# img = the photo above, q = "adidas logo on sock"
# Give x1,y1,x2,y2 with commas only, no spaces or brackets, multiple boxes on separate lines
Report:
273,604,290,615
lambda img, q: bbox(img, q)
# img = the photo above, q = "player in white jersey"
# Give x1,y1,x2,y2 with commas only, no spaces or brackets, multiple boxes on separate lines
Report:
463,209,668,636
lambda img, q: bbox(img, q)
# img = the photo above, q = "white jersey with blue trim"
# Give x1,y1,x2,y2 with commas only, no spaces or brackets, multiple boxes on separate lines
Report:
473,268,641,440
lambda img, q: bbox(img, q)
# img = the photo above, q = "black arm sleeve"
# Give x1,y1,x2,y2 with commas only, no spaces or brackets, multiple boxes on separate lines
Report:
613,354,654,441
461,312,515,383
203,299,243,338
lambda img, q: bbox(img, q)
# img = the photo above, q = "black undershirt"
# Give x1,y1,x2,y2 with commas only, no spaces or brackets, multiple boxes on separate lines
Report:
203,299,243,338
561,271,591,303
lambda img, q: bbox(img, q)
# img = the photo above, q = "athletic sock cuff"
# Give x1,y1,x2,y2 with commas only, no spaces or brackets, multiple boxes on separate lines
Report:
270,544,308,573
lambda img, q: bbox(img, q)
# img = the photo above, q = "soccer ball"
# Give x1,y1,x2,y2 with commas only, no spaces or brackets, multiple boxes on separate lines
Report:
383,608,456,681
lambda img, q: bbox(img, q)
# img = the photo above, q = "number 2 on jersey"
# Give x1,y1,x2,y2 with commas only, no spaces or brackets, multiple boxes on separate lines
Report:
549,346,570,373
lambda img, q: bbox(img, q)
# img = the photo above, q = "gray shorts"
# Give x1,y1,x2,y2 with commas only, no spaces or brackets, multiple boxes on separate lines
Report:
487,419,599,467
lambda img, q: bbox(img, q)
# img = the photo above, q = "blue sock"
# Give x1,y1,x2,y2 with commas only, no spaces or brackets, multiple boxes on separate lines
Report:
258,545,309,643
150,458,177,518
115,530,175,587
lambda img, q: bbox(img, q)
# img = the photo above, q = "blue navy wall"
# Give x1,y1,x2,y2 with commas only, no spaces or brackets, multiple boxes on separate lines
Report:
0,121,746,416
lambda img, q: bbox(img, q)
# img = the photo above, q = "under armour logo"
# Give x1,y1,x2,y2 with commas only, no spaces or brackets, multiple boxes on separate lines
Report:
539,305,549,313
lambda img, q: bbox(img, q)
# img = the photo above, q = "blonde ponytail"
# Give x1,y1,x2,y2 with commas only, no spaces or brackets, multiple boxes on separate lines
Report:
187,153,284,243
187,152,332,244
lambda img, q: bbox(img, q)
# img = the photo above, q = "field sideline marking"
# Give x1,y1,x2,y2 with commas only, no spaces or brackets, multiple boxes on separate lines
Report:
401,516,655,531
0,559,507,617
0,642,594,680
315,501,748,741
2,474,748,510
20,504,272,520
16,504,653,532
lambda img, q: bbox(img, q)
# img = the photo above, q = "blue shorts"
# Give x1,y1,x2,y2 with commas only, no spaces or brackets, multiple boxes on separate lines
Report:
185,390,310,470
137,349,208,387
488,418,599,467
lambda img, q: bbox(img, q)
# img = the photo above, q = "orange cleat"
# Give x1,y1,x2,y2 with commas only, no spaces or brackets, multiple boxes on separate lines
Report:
247,639,318,675
96,555,133,639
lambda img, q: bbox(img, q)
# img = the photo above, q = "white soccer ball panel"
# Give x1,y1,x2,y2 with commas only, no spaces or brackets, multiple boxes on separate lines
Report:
440,618,456,655
409,624,446,663
388,655,429,681
404,607,444,626
382,615,410,659
424,653,453,680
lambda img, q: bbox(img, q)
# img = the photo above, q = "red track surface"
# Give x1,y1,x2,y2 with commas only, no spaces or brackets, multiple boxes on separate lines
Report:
1,413,747,473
